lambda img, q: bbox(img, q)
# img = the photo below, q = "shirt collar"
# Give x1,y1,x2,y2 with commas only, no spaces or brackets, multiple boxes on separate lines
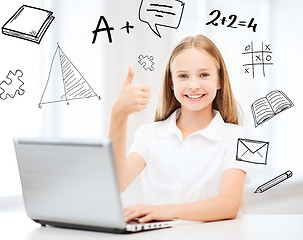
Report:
156,108,226,142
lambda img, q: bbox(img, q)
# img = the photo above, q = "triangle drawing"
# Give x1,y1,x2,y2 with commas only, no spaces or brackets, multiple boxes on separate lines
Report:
38,43,101,108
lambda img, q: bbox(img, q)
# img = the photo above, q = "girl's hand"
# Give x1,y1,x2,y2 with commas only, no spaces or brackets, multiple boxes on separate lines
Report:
113,66,150,118
124,204,176,223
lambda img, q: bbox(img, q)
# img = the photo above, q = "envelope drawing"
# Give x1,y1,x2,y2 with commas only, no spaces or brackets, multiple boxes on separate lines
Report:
236,138,269,164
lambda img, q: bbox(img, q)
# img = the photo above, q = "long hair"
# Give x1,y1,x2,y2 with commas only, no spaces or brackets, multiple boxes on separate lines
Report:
154,35,240,125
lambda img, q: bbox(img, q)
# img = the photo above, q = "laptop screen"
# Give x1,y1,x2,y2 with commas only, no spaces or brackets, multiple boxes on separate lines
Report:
14,137,126,230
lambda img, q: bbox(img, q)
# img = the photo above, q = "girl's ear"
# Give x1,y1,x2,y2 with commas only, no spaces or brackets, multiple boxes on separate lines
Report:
216,71,221,90
217,73,221,89
217,81,221,90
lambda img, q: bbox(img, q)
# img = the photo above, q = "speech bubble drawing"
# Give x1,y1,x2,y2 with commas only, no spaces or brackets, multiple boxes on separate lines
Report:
138,0,185,38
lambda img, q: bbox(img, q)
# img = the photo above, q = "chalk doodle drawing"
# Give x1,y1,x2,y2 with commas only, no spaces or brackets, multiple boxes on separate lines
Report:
206,9,257,32
138,0,185,38
92,15,115,44
120,21,135,34
2,5,54,44
242,41,273,78
255,170,293,193
251,90,293,127
236,138,269,165
138,55,155,71
0,70,25,100
92,16,136,44
38,44,101,108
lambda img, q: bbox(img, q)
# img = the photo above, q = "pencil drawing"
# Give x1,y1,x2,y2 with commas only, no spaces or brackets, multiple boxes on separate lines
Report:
255,170,293,193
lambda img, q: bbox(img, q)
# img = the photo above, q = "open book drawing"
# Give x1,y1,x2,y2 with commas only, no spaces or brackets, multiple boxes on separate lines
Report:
2,5,54,44
251,90,293,127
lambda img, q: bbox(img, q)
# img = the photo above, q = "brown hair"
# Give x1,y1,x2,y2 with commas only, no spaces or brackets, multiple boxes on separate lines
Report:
154,35,240,125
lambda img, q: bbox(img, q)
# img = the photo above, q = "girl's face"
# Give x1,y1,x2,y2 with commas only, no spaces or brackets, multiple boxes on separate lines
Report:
170,47,220,113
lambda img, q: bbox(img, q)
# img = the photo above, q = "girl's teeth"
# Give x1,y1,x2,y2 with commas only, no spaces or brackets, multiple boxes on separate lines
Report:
187,95,203,99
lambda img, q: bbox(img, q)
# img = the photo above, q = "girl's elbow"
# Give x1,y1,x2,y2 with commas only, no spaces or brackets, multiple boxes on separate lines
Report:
228,209,238,220
225,201,241,219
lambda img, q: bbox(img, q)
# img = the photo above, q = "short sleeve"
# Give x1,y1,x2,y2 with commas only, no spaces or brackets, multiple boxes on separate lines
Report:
222,127,254,184
128,123,152,162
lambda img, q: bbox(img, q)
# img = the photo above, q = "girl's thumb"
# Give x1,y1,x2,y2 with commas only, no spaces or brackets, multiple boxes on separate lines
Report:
123,65,134,85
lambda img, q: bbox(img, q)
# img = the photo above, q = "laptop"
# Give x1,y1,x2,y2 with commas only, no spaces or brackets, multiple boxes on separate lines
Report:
13,137,174,233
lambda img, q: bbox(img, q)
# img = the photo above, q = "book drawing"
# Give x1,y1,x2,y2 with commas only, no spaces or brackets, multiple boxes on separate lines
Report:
251,90,293,127
2,5,54,44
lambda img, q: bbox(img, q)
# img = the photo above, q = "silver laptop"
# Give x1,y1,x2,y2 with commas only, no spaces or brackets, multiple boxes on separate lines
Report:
13,137,173,233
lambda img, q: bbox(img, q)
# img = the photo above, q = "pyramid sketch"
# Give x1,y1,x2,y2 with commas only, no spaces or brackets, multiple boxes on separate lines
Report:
38,43,101,108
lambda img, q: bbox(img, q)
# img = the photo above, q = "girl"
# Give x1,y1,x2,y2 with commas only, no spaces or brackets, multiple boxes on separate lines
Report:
109,35,250,223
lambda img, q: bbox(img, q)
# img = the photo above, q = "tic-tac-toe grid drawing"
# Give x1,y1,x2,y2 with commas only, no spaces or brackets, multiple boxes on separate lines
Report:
242,41,273,78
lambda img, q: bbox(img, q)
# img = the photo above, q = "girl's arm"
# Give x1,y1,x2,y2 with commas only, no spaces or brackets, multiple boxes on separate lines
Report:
124,168,246,222
108,66,149,192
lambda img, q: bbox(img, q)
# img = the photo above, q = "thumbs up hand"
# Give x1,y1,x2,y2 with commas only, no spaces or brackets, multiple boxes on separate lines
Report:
113,66,150,117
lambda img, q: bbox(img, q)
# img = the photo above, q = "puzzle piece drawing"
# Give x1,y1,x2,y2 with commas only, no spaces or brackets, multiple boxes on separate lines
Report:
138,55,155,71
0,70,25,100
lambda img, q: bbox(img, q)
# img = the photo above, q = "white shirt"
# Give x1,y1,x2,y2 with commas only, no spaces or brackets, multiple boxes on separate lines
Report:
129,109,251,205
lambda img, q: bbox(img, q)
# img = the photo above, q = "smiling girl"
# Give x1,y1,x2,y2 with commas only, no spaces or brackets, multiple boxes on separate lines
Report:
109,35,250,223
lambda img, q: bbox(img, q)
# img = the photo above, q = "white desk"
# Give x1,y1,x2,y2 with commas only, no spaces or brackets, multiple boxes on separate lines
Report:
0,213,302,240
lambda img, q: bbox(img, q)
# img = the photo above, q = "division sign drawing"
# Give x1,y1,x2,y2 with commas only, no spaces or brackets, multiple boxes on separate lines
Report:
138,0,185,38
0,69,25,100
242,41,273,78
38,44,101,108
2,5,54,44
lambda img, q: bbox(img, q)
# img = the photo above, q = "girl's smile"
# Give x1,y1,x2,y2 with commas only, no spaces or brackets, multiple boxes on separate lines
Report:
185,93,205,101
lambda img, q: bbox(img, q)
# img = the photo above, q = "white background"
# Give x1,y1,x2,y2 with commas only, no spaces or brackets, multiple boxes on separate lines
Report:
0,0,302,211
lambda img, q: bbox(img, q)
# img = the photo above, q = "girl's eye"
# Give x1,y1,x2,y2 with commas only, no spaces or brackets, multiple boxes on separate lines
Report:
201,73,209,78
178,74,188,79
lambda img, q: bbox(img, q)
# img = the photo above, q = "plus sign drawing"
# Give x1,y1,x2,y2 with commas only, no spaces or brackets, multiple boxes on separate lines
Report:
242,42,273,78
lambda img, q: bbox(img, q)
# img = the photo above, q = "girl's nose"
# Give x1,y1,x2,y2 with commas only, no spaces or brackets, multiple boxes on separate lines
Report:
188,86,200,90
188,78,200,91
